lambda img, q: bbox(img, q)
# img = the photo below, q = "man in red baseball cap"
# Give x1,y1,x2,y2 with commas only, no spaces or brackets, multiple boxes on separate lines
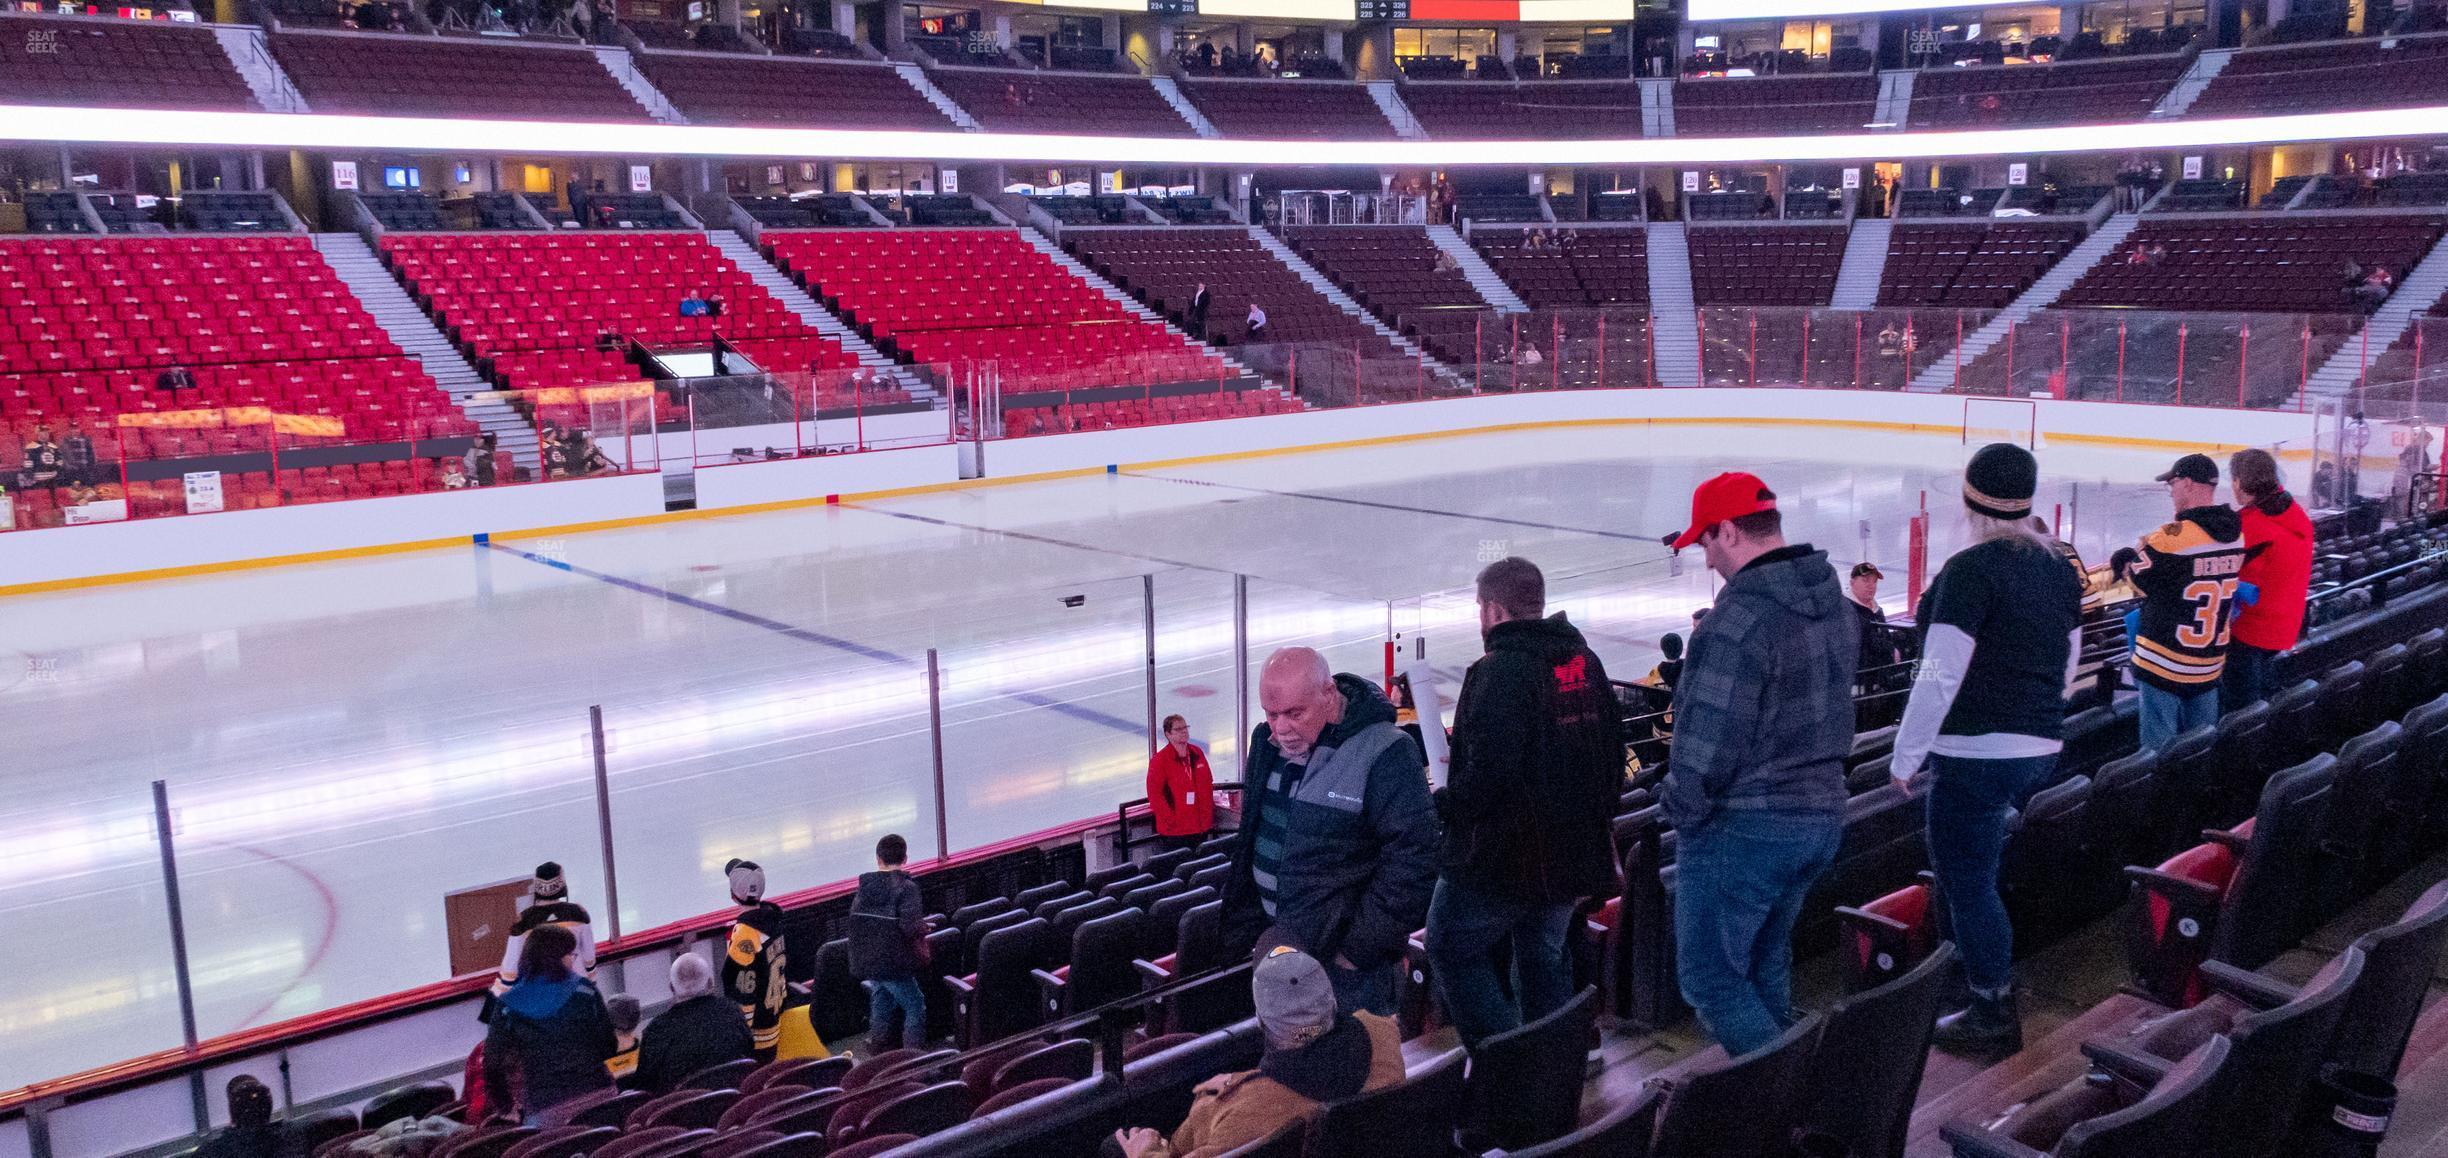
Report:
1659,471,1856,1056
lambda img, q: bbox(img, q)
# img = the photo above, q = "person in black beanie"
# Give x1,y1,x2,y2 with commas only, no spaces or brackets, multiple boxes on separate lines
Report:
496,861,596,996
1889,443,2084,1056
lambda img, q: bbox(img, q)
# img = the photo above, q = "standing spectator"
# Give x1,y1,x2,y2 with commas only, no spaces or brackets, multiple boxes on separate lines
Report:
59,428,93,487
156,364,197,394
1850,562,1902,728
848,834,929,1051
1426,558,1623,1049
482,924,618,1127
1660,472,1854,1056
634,954,754,1094
22,428,60,488
1147,714,1216,852
2225,448,2311,708
1184,282,1212,338
494,862,596,997
2130,454,2247,751
1221,648,1438,1017
465,432,499,488
1643,632,1686,692
1109,947,1404,1158
721,858,790,1062
604,994,642,1085
1888,445,2084,1057
195,1076,282,1158
1244,302,1269,343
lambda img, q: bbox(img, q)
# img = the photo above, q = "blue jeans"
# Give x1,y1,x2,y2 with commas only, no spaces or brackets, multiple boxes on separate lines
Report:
1424,877,1576,1048
2222,645,2276,711
1926,752,2058,997
1330,959,1398,1018
868,977,926,1050
2138,682,2220,752
1673,809,1843,1057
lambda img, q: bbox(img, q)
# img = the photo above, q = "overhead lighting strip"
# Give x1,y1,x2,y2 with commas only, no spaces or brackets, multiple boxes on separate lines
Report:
2,103,2443,165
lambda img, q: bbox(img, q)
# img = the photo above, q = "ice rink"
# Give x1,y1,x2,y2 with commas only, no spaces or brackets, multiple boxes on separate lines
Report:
0,421,2196,1091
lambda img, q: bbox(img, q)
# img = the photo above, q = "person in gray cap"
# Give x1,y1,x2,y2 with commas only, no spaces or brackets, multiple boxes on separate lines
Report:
1110,946,1404,1158
719,858,789,1062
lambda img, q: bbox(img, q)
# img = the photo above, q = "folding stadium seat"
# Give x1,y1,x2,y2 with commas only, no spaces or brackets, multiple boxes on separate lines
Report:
680,1059,757,1091
1941,1035,2235,1158
1835,871,1937,993
1460,987,1597,1151
2094,948,2364,1158
947,917,1057,1048
2122,754,2336,1007
1119,876,1188,914
1800,944,1954,1158
1035,907,1148,1018
1647,1014,1824,1158
737,1092,848,1137
841,1082,968,1146
1306,1047,1467,1156
981,1039,1092,1098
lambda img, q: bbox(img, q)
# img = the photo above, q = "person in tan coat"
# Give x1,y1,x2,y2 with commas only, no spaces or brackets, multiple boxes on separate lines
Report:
1112,947,1406,1158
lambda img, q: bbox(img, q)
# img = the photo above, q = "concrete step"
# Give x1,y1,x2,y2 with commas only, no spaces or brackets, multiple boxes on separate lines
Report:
1365,81,1427,140
704,230,933,400
312,232,534,468
2151,49,2232,119
1645,222,1700,386
591,46,687,123
1831,218,1895,310
897,63,980,131
1908,213,2142,393
213,25,307,113
1427,225,1526,313
2302,232,2448,398
1147,76,1219,138
1244,226,1470,391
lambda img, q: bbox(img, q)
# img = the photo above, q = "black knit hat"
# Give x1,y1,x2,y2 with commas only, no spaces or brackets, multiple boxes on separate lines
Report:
1963,443,2037,521
532,861,567,901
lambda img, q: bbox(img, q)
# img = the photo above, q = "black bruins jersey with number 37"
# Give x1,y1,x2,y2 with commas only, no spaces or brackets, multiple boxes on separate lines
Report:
2127,504,2247,693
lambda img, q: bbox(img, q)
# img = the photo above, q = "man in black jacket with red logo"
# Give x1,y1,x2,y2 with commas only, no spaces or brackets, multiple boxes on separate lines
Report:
1424,557,1625,1048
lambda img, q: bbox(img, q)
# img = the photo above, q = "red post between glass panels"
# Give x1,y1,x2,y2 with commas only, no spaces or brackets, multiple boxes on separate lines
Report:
2116,319,2127,403
2238,325,2250,405
1801,313,1811,389
1953,313,1964,391
1598,316,1607,390
2300,320,2312,411
2005,321,2016,397
2175,323,2188,407
2417,328,2428,419
1853,314,1863,390
1747,311,1757,389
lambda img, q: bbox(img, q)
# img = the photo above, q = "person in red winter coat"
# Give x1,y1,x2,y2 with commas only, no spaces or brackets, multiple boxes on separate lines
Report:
1147,714,1215,851
2225,447,2312,709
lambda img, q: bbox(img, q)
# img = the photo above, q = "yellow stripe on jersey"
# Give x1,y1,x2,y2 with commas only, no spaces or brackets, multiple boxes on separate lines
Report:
2135,636,2225,683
